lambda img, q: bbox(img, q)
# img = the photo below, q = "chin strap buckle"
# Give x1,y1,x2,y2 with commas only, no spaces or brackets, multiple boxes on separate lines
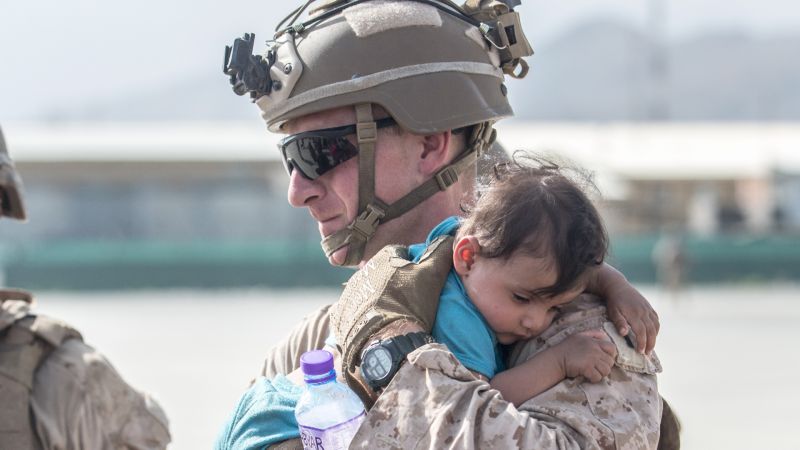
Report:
434,166,459,190
351,203,386,240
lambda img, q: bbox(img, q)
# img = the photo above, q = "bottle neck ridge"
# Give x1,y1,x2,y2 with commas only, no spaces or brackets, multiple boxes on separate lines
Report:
304,369,336,385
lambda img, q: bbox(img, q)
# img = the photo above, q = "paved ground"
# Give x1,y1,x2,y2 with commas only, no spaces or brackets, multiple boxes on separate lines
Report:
31,284,800,449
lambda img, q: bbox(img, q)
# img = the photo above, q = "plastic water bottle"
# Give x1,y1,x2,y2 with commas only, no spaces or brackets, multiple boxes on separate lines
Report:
295,350,366,450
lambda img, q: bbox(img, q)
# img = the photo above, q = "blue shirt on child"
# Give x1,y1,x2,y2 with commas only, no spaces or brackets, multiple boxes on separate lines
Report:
408,216,505,378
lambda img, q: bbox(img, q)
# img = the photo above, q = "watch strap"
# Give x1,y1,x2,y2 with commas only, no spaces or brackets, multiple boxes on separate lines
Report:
362,331,434,392
391,331,434,356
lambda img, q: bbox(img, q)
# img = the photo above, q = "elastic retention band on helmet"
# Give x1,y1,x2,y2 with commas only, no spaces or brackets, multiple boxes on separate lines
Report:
260,62,502,128
321,113,497,267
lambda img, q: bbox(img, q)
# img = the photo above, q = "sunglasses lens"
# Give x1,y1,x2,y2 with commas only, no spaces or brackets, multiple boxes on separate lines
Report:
280,135,358,180
278,117,396,180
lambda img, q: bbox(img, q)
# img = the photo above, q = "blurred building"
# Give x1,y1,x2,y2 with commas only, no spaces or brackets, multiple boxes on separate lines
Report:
0,122,343,289
499,122,800,283
497,122,800,235
4,122,300,241
1,121,799,288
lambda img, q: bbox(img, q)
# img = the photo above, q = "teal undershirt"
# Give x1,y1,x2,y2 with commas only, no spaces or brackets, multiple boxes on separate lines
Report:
214,375,303,450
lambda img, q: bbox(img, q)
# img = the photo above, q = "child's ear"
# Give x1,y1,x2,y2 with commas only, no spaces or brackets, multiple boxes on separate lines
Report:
453,236,480,275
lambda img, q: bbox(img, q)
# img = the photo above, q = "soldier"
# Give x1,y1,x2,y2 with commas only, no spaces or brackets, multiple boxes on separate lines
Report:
218,0,676,448
0,125,171,449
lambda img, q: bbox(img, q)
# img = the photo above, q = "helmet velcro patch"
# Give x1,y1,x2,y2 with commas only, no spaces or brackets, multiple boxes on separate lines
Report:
343,0,443,37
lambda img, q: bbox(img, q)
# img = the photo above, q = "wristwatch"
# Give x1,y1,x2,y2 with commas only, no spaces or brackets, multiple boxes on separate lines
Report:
360,331,434,392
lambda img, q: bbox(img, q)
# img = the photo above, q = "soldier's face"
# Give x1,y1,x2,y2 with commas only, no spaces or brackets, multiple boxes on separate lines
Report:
455,241,584,345
283,106,426,266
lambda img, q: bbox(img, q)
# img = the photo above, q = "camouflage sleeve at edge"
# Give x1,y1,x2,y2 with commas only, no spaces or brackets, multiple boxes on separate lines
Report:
31,339,171,450
350,344,589,450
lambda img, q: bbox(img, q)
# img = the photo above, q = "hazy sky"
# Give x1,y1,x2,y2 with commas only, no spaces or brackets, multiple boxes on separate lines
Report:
1,0,799,120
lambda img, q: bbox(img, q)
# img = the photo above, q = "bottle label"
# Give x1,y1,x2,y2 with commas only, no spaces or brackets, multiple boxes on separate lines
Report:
299,411,366,450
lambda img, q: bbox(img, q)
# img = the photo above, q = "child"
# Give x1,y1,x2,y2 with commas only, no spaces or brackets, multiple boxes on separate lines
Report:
409,157,655,406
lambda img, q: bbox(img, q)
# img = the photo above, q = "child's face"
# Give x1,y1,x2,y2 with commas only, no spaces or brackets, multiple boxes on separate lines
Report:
454,237,585,345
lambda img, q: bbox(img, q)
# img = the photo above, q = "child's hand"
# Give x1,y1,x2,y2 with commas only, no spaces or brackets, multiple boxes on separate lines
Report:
589,263,660,355
556,329,617,383
605,282,660,355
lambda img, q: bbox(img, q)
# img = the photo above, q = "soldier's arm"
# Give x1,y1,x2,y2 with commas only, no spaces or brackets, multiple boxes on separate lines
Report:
31,339,171,450
350,297,663,449
349,343,590,449
351,342,661,450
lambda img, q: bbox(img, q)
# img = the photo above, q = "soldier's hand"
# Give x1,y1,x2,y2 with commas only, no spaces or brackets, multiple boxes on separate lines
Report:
557,330,617,383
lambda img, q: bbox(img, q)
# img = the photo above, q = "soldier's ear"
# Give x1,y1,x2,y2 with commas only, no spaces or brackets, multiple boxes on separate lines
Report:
453,236,480,275
418,130,452,176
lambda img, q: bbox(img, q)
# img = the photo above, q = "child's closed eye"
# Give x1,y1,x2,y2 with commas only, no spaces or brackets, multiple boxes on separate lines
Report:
512,293,530,303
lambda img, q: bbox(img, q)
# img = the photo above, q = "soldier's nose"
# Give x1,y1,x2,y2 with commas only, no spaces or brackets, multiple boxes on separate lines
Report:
287,169,322,207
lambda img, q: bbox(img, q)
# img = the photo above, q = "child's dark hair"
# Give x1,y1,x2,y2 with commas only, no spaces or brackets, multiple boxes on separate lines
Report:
459,154,608,298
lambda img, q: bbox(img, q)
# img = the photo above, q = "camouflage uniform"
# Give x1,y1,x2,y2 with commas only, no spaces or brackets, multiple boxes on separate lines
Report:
349,295,662,449
0,295,172,450
259,296,662,449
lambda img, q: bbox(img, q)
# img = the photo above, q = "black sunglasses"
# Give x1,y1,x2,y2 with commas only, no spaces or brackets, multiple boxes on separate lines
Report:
278,117,396,180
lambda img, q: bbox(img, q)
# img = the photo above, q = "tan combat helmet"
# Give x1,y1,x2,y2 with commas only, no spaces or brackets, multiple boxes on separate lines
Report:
224,0,533,266
0,125,27,221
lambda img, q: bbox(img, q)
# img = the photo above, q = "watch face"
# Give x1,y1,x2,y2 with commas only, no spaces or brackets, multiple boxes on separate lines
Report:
363,347,393,381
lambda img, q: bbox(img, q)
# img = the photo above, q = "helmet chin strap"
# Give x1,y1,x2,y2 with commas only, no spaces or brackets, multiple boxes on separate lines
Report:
321,103,497,267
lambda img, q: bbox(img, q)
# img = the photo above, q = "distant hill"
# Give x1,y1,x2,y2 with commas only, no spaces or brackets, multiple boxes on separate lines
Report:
506,20,800,121
62,20,800,122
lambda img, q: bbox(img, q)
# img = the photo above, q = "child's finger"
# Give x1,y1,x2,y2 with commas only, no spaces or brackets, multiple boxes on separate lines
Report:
599,339,618,358
608,308,629,336
592,352,614,375
645,311,661,354
597,358,614,377
629,318,649,354
644,314,659,354
650,310,661,333
585,368,604,383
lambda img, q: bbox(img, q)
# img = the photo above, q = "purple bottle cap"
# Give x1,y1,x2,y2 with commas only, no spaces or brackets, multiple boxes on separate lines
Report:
300,350,334,377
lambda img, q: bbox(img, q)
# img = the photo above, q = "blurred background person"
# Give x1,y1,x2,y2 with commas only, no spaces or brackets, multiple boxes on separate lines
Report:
0,125,171,450
652,229,688,302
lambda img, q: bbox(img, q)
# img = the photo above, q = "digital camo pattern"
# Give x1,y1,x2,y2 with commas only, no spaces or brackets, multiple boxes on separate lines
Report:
351,295,662,449
0,298,171,450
